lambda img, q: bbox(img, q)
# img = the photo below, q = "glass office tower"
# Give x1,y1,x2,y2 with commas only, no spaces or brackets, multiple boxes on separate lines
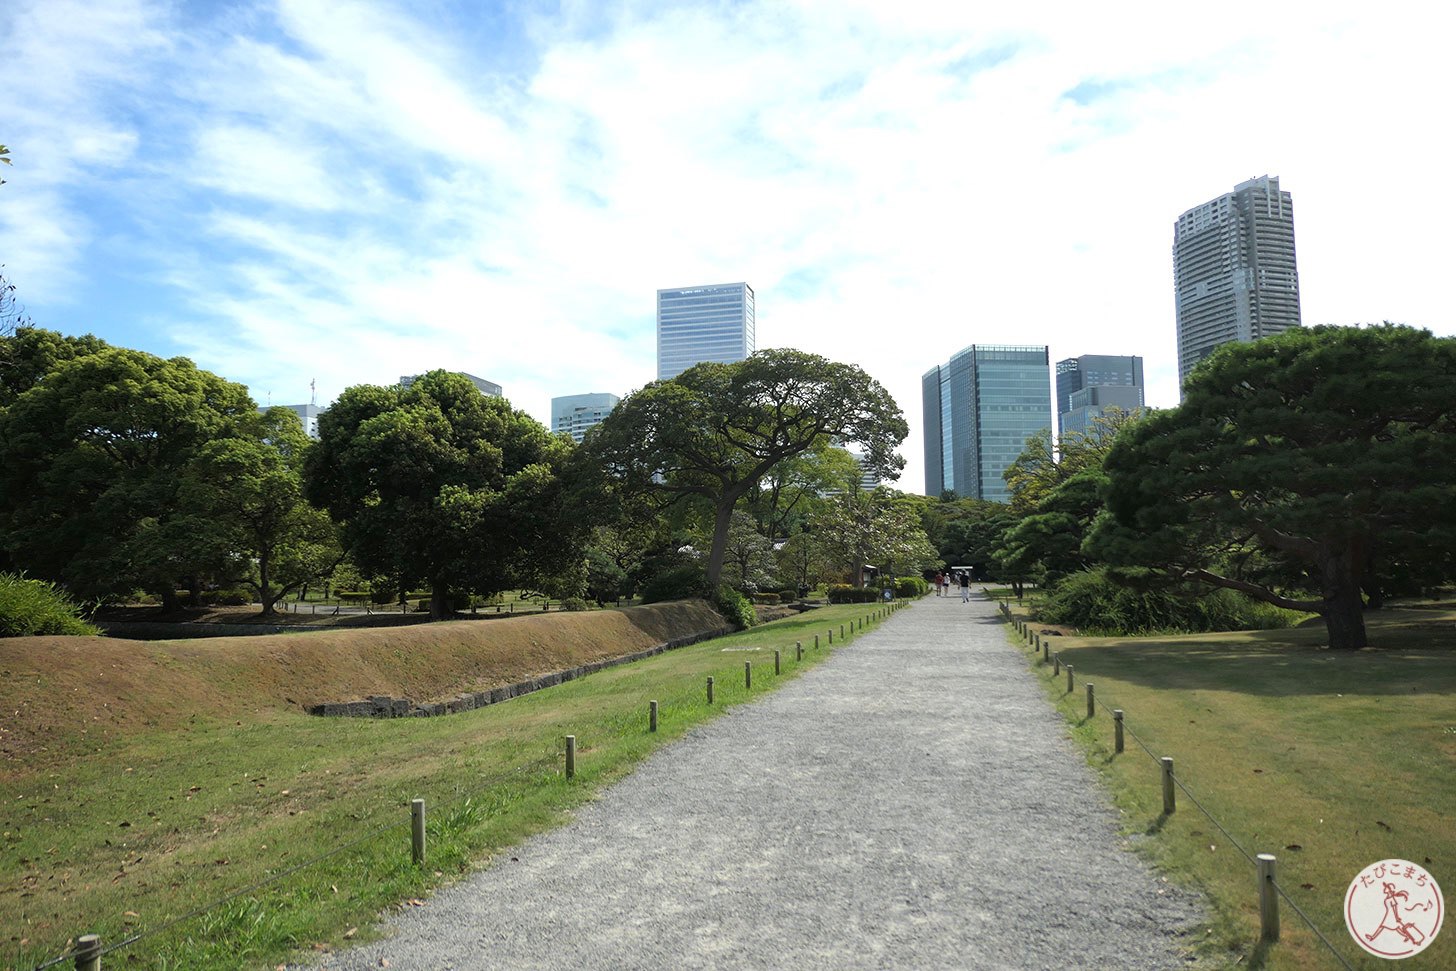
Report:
656,282,756,381
923,345,1052,502
1054,354,1144,437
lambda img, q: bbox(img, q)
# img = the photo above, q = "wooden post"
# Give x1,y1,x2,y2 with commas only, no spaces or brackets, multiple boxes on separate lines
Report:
1066,664,1074,693
1042,642,1050,663
707,677,714,704
828,629,834,645
565,735,577,779
796,641,802,661
815,634,820,649
1113,709,1125,753
1086,683,1095,719
411,798,426,865
1161,757,1175,814
1053,654,1060,676
775,650,781,675
74,934,101,971
744,661,752,690
840,624,845,639
649,700,658,733
1257,853,1280,942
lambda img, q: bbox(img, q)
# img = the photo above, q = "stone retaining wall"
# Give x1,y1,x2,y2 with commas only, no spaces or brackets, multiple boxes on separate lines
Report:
307,624,735,718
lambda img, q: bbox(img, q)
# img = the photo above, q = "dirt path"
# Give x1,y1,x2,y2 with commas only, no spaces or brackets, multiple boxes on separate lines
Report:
306,594,1204,970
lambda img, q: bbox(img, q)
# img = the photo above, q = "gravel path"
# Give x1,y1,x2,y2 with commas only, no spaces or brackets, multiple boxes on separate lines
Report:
307,594,1204,970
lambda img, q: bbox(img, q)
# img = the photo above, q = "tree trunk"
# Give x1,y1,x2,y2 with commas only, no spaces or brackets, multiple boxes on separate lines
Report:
1322,593,1368,649
1361,576,1384,611
258,552,278,617
1319,549,1368,649
188,575,203,607
430,579,451,621
704,499,736,588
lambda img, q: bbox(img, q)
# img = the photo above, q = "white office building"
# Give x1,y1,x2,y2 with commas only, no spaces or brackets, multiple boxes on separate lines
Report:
399,372,503,397
656,282,755,381
552,392,620,443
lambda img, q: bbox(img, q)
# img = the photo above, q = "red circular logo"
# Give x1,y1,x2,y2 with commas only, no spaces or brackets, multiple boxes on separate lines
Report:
1344,859,1443,959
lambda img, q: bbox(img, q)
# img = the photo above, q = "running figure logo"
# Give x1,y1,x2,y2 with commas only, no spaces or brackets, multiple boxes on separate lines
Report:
1344,859,1444,959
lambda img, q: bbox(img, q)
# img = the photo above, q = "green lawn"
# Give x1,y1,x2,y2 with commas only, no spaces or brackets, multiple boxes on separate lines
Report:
1004,605,1456,970
2,602,900,971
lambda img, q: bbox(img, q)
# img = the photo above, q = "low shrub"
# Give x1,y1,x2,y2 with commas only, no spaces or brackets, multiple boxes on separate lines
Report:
711,584,757,630
1036,568,1303,635
639,565,708,604
826,584,878,604
752,592,780,605
779,588,800,603
0,572,102,637
895,576,929,598
560,597,589,612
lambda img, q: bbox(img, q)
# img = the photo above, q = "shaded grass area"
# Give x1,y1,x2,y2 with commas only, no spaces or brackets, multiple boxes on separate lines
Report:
1004,604,1456,970
2,602,900,970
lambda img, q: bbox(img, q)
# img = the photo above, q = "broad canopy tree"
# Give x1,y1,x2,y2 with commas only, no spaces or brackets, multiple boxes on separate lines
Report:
0,346,262,606
304,371,581,619
811,487,939,588
581,349,907,588
178,408,343,616
1089,324,1456,649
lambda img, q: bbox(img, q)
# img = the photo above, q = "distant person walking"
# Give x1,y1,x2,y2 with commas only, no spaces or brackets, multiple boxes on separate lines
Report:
959,571,970,602
934,572,945,596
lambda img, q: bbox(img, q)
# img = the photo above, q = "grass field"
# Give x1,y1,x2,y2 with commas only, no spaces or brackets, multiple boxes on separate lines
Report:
2,602,898,971
1002,601,1456,970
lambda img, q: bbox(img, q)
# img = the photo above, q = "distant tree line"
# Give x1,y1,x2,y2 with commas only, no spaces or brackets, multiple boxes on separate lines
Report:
0,283,937,632
922,324,1456,649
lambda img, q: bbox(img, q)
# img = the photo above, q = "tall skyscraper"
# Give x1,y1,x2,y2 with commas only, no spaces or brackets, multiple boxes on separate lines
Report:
552,392,620,443
1173,175,1301,388
922,345,1052,502
1055,354,1144,437
656,282,755,381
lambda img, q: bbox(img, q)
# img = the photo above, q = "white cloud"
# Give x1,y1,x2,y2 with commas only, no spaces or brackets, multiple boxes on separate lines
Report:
4,0,1454,495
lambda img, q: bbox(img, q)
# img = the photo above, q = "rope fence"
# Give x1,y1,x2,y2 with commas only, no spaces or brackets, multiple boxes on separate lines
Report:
30,600,908,970
997,599,1359,971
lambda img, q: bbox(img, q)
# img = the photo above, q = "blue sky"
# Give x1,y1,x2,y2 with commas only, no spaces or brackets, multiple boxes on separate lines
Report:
3,0,1452,492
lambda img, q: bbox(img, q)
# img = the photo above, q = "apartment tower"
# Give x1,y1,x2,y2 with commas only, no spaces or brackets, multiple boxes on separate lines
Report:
1173,175,1301,389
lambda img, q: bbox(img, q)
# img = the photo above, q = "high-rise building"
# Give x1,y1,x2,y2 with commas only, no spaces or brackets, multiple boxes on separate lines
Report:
656,282,755,381
1173,175,1301,388
399,372,503,397
1054,354,1144,437
552,392,620,443
922,345,1052,502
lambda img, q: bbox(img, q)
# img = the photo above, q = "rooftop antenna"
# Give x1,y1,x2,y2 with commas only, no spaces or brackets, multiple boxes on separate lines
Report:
310,378,317,408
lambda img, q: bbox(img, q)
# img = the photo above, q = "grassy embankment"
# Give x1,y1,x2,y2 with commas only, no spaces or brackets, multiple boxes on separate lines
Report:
1000,596,1455,970
2,600,900,970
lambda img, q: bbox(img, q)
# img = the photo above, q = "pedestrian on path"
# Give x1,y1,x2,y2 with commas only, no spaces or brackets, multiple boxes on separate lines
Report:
934,571,945,596
959,570,971,602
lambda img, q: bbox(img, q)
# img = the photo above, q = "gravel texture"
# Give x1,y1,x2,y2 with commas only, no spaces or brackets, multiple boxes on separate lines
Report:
306,593,1204,970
